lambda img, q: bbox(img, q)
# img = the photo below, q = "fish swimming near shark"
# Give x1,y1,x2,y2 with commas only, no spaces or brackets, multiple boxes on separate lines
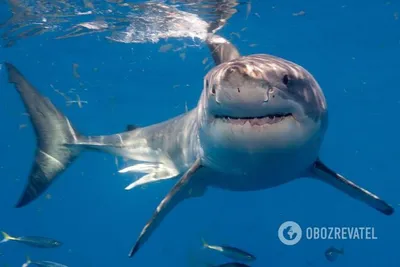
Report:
4,33,394,259
0,231,62,248
22,256,68,267
201,238,256,262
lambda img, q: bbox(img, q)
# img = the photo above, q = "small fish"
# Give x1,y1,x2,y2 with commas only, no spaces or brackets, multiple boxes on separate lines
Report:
114,156,119,170
293,11,306,16
83,0,94,9
205,63,213,70
230,32,240,39
324,246,344,262
246,1,252,19
211,263,250,267
159,44,173,53
22,256,68,267
72,63,80,79
201,238,256,262
1,231,62,248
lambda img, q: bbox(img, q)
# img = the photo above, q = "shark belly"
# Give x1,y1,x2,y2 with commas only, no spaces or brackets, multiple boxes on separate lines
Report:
200,132,323,191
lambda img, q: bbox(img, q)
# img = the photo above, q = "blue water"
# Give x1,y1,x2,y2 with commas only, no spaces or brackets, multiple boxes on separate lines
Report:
0,1,399,266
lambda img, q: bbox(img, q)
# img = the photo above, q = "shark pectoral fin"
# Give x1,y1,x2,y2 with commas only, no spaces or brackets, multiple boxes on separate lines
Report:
128,158,206,258
311,159,394,215
206,34,240,65
124,173,158,190
118,163,180,190
124,172,178,190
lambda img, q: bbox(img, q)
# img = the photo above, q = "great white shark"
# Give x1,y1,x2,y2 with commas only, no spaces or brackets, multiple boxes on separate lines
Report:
4,34,394,259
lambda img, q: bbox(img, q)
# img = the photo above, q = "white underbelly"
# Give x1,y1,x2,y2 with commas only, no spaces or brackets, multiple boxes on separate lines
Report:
201,144,319,191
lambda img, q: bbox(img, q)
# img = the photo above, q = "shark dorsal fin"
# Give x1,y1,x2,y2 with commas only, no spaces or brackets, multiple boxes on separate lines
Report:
126,124,140,131
205,34,241,65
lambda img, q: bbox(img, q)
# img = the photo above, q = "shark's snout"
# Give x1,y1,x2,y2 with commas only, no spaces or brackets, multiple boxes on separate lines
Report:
223,61,265,80
210,66,270,105
206,64,291,121
217,62,268,93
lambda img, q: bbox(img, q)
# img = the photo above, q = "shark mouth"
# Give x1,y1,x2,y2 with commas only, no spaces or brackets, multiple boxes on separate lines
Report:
214,113,292,126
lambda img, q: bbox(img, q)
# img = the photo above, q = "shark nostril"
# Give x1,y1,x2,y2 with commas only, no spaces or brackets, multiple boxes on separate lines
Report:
237,87,240,93
264,88,275,102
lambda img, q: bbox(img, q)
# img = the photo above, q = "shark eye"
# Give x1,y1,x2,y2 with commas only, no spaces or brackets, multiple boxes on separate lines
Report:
282,74,289,85
211,85,216,95
205,80,209,88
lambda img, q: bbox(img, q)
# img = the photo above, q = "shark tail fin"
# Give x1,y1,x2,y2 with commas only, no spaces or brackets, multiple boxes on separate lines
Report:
6,63,86,208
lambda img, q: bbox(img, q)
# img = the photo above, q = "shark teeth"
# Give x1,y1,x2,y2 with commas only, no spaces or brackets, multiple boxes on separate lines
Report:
215,113,292,126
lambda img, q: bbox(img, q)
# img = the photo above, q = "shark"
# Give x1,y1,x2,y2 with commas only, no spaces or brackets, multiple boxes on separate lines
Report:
4,33,394,259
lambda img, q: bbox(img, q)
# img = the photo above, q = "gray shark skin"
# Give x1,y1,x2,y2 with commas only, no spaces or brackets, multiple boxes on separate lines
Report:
5,34,394,259
206,34,240,65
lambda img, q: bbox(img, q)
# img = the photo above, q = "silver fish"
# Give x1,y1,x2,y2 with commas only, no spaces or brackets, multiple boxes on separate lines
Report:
1,231,62,248
22,256,67,267
202,238,255,262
